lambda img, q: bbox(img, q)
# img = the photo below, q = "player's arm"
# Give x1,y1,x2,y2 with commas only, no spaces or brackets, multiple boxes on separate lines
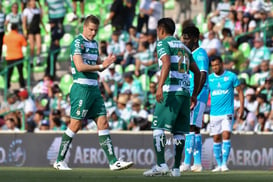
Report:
157,54,170,102
235,84,245,119
189,60,201,109
197,71,207,95
73,54,116,72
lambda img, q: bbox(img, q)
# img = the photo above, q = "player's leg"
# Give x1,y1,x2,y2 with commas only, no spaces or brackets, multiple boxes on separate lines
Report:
221,115,232,171
192,102,206,172
54,118,81,170
210,115,223,172
94,93,133,171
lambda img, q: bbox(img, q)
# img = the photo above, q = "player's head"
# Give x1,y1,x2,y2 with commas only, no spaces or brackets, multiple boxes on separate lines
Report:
181,26,200,51
157,18,176,40
83,15,100,41
211,56,224,75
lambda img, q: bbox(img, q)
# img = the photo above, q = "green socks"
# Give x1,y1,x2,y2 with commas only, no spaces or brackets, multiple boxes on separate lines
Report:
98,130,117,165
57,128,75,162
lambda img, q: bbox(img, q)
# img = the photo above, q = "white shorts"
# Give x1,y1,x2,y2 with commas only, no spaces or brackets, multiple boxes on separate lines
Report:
190,101,206,128
209,115,233,136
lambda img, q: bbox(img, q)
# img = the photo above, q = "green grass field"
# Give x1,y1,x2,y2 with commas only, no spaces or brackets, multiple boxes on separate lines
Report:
0,167,272,182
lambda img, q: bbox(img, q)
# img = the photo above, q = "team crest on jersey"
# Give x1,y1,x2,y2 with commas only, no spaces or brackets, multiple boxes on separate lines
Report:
217,82,221,88
81,44,84,50
224,76,229,81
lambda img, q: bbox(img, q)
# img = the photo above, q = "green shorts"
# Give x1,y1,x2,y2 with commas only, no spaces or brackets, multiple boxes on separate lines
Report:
70,83,106,120
152,93,190,134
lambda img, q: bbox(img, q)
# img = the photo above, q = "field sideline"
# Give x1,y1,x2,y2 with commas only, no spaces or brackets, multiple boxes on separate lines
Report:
0,167,272,182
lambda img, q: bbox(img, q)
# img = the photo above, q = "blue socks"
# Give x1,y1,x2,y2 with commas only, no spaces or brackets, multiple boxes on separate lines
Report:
193,134,202,165
184,133,195,165
213,142,222,167
222,140,231,166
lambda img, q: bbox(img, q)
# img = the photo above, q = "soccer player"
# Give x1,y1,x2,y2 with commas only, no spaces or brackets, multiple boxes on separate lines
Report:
209,56,244,172
143,18,201,177
180,26,209,172
53,15,133,170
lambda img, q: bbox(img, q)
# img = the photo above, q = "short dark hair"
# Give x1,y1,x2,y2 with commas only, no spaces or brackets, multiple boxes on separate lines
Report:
182,26,200,39
211,56,223,63
11,23,18,30
141,41,149,49
157,18,176,35
84,15,100,26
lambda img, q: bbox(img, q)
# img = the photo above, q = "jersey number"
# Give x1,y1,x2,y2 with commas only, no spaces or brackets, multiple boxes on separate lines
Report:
178,55,189,73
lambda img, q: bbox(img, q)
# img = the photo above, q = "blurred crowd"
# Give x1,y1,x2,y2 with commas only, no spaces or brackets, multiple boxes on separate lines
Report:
0,0,273,133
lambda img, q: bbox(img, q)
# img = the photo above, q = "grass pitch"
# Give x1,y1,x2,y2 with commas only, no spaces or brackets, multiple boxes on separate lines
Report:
0,167,272,182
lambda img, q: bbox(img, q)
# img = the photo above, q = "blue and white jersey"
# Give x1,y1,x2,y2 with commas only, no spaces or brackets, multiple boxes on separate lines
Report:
209,70,240,116
190,47,209,103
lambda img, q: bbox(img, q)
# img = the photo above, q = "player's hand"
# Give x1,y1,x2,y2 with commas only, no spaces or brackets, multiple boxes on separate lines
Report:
156,87,163,103
102,54,116,69
190,95,197,110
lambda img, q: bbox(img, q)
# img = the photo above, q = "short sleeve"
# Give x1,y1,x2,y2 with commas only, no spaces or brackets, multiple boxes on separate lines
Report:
156,40,170,59
70,38,83,56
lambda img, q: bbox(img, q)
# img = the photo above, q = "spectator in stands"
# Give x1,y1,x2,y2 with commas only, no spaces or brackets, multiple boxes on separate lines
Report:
228,40,246,72
5,2,23,33
254,112,270,132
236,12,256,44
72,0,85,22
200,30,222,60
137,0,151,33
142,0,163,34
129,26,141,49
2,117,20,131
16,88,36,131
22,0,46,66
244,88,258,113
33,110,50,131
116,94,132,124
256,93,271,119
145,81,157,114
231,0,246,12
173,0,191,23
134,41,155,77
203,18,216,39
107,31,126,64
210,0,231,23
245,0,263,18
49,109,67,130
262,0,273,16
100,63,123,98
256,61,270,86
3,23,27,89
121,42,136,68
32,74,54,102
147,31,157,52
120,72,143,98
99,40,108,61
205,0,220,18
233,107,257,132
124,0,138,31
2,112,21,130
104,0,126,31
21,0,41,12
247,37,270,74
0,3,4,61
0,93,20,115
127,97,150,131
108,107,127,130
45,0,73,79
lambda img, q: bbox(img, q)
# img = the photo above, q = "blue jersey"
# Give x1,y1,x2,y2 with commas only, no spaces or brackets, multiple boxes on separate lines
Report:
190,47,209,103
209,71,240,116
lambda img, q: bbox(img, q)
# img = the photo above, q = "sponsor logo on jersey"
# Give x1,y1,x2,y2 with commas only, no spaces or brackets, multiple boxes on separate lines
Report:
211,90,229,96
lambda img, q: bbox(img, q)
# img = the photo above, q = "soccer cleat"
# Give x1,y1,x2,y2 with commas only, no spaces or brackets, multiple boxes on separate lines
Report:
191,165,203,172
143,164,169,176
109,160,134,171
170,168,180,177
180,163,191,172
212,166,222,172
221,165,229,172
53,161,72,170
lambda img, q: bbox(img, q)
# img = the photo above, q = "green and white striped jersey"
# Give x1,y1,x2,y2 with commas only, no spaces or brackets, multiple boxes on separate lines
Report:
46,0,72,19
156,36,194,96
70,34,100,86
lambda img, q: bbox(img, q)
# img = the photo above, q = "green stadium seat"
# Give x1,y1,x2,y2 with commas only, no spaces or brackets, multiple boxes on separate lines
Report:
59,74,73,96
238,72,249,85
238,42,251,58
60,33,74,47
11,67,19,83
124,64,135,73
150,75,158,83
115,64,123,75
0,75,5,89
98,24,112,41
164,0,175,10
249,73,259,86
139,74,150,92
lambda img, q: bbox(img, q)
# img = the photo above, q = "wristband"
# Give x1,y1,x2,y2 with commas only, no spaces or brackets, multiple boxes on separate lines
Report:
99,64,103,70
